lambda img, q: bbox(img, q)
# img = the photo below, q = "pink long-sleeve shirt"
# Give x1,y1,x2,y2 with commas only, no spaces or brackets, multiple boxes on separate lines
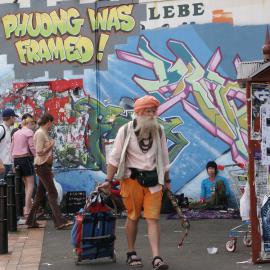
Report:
11,127,36,157
108,124,170,179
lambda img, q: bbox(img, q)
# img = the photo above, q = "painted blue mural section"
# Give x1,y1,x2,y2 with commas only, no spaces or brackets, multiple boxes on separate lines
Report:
0,18,264,201
59,23,260,197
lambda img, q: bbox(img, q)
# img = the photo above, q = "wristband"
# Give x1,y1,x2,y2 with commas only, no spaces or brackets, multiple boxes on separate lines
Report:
105,179,112,183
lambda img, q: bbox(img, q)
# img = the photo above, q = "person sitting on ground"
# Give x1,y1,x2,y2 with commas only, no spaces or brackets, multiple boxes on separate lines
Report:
200,161,231,209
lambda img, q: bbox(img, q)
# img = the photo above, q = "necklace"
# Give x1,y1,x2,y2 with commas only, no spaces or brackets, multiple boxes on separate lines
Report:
139,135,153,153
133,120,153,153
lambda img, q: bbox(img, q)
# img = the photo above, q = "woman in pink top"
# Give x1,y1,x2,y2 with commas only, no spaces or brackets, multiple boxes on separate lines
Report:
11,114,36,217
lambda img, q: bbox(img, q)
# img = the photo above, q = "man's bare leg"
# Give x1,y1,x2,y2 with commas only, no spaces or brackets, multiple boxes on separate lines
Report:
146,218,160,257
125,218,143,266
146,218,168,269
126,218,139,251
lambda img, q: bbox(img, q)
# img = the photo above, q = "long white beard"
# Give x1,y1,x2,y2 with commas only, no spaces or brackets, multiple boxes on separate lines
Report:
135,116,159,140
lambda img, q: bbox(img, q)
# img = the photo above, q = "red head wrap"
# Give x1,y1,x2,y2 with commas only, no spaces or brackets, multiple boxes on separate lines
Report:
134,95,160,113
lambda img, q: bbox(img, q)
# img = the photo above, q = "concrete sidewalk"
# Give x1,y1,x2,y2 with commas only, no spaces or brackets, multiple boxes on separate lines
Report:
39,216,268,270
0,221,46,270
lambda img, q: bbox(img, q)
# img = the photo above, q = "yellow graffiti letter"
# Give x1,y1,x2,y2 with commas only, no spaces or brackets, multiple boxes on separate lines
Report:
76,36,94,63
118,4,135,32
50,9,68,35
87,8,108,31
40,13,53,38
27,13,42,37
15,13,29,37
15,39,29,63
47,37,66,61
38,39,51,62
107,7,121,31
2,14,17,39
26,40,40,63
64,36,81,62
67,8,84,35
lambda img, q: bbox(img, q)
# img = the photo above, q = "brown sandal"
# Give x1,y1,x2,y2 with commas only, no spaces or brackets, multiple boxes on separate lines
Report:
152,256,169,270
126,251,143,268
57,221,73,230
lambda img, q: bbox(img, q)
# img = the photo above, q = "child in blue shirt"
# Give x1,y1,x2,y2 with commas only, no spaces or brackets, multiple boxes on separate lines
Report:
200,161,231,209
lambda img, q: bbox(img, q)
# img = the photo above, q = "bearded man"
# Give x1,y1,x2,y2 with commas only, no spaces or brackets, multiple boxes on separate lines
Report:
100,95,170,270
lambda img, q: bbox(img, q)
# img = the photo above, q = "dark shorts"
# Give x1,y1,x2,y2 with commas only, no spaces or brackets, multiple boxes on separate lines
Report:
14,156,35,177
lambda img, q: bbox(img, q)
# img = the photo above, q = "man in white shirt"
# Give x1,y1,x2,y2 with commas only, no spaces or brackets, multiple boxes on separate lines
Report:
0,108,18,179
99,95,170,270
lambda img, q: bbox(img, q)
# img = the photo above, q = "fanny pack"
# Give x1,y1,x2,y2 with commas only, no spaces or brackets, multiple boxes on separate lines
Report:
130,168,158,187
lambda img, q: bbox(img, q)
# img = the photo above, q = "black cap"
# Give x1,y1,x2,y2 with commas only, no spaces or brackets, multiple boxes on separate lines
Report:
206,161,217,170
2,108,18,118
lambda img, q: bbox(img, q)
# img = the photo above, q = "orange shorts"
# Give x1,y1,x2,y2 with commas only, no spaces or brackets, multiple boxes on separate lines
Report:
120,178,163,221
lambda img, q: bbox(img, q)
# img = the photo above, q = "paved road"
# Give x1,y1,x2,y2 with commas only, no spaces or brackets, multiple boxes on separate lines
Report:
39,216,267,270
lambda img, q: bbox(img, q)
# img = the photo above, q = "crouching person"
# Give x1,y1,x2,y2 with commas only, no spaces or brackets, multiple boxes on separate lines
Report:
200,161,231,209
99,95,170,270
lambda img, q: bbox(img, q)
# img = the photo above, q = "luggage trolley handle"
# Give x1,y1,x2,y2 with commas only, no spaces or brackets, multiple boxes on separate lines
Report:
83,191,102,211
83,190,118,214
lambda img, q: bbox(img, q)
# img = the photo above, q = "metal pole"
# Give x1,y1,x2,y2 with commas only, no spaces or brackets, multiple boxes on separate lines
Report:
0,179,8,254
15,166,23,217
6,172,17,232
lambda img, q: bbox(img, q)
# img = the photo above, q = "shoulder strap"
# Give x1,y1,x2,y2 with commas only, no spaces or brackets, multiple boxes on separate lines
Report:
158,125,162,138
124,122,131,138
0,124,6,143
10,127,19,140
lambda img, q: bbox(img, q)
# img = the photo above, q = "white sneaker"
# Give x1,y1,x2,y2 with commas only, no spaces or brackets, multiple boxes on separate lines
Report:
17,217,26,225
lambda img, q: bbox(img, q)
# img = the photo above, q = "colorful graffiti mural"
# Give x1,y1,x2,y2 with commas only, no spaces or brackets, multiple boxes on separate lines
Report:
0,0,268,200
116,35,247,164
0,78,187,193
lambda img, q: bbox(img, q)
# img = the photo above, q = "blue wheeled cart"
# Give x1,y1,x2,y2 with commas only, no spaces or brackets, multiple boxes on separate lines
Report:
71,191,117,265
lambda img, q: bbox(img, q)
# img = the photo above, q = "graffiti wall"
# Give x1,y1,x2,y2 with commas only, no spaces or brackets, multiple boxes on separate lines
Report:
0,0,268,201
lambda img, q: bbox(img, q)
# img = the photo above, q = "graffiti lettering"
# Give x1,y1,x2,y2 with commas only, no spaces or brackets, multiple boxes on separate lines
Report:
2,8,84,39
87,5,135,32
15,36,94,64
0,4,139,66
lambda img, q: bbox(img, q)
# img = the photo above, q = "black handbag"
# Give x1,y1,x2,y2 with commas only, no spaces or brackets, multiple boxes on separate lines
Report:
130,168,159,187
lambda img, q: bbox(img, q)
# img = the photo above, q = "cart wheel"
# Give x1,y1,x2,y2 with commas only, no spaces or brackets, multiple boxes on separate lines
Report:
243,236,252,247
226,239,236,252
111,250,117,263
73,252,81,265
75,259,79,266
